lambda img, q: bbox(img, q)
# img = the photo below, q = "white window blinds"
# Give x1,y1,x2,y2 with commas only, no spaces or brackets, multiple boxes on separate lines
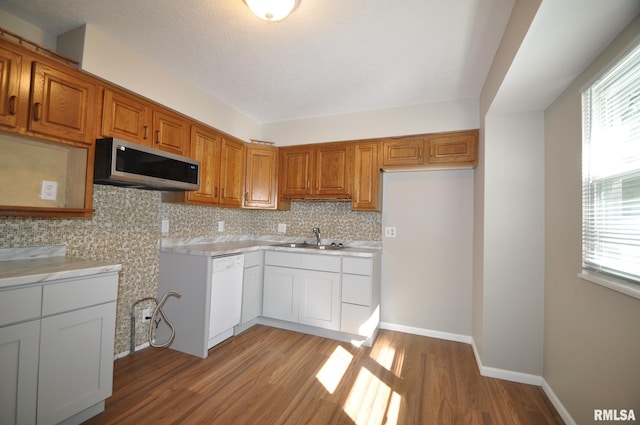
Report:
582,42,640,284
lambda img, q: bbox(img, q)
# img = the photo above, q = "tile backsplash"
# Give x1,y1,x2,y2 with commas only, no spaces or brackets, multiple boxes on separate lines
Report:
0,185,381,355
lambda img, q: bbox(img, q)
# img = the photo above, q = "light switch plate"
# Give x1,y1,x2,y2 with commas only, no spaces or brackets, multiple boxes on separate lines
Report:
218,221,224,232
40,180,58,201
384,226,397,238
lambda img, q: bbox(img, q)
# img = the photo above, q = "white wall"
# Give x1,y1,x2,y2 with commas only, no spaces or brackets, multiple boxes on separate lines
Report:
545,16,640,424
59,24,261,142
262,99,479,145
0,9,56,48
482,111,545,375
381,170,474,337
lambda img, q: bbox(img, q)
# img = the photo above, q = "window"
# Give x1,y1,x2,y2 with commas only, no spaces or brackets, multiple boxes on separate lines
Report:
582,41,640,286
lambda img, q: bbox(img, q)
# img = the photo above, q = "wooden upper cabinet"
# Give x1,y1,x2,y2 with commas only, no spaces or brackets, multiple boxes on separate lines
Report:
351,141,381,211
244,144,279,209
186,126,221,204
164,126,244,208
426,130,478,165
279,142,350,199
29,62,97,145
381,137,425,166
315,143,350,196
0,47,22,129
152,109,188,155
279,145,314,198
101,88,152,146
218,137,245,207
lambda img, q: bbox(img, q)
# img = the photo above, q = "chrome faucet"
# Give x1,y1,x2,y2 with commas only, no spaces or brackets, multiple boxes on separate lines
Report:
312,226,321,246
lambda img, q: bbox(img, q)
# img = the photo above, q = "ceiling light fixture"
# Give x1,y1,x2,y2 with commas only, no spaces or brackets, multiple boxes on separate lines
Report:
243,0,300,22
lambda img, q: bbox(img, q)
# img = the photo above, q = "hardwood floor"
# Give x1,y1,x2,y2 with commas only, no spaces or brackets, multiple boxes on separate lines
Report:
85,326,564,425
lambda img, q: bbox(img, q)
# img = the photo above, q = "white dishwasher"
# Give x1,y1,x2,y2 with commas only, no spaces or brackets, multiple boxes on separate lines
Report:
208,254,244,349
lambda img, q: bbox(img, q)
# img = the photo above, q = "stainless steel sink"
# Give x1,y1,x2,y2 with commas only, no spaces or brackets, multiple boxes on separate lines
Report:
274,242,345,250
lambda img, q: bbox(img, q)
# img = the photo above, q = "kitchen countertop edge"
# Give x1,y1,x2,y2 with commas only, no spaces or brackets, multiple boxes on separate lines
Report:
0,257,123,289
160,240,381,258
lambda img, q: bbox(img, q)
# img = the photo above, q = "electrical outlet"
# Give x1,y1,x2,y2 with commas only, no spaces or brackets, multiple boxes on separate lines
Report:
141,308,152,323
161,219,169,233
277,223,287,233
218,221,224,232
385,226,397,238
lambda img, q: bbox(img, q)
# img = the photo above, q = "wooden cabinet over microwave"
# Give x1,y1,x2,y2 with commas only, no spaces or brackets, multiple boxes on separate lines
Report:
163,126,244,208
100,88,152,146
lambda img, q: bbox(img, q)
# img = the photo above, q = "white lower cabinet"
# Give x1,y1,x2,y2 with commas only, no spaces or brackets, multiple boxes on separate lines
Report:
0,272,118,425
241,251,264,324
263,252,341,331
0,321,40,425
38,302,116,425
340,257,380,337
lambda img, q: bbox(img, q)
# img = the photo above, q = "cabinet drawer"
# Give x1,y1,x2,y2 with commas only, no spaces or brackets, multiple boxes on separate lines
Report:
244,250,263,268
342,257,372,275
341,303,372,336
42,274,118,316
300,254,341,272
265,251,300,268
342,274,371,306
0,286,42,327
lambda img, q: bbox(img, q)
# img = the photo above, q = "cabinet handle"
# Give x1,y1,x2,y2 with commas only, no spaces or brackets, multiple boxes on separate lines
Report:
245,192,249,201
214,187,218,198
143,125,149,139
418,147,422,159
33,102,42,121
155,130,160,144
8,96,17,115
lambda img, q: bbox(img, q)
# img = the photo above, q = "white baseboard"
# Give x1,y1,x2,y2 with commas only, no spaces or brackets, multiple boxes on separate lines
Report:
115,341,149,359
542,379,577,425
380,322,473,344
379,322,575,423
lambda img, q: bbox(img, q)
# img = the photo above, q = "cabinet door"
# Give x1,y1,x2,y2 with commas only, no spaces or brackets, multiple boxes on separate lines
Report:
351,142,381,211
187,126,221,205
298,270,341,330
241,265,263,324
427,130,478,165
0,47,22,129
101,88,152,146
315,143,350,196
244,144,278,209
381,137,425,166
263,266,298,322
152,109,188,155
218,138,245,207
38,302,116,425
0,321,39,425
279,146,314,198
29,62,97,144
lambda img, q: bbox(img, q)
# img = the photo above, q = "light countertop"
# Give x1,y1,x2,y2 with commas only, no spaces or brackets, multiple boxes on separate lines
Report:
0,246,122,289
160,238,381,258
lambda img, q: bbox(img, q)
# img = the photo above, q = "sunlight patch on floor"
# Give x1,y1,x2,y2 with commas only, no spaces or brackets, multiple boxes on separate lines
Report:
316,345,353,394
344,367,401,425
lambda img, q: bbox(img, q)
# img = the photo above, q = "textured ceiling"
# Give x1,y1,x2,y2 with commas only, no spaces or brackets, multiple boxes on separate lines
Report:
1,0,515,123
